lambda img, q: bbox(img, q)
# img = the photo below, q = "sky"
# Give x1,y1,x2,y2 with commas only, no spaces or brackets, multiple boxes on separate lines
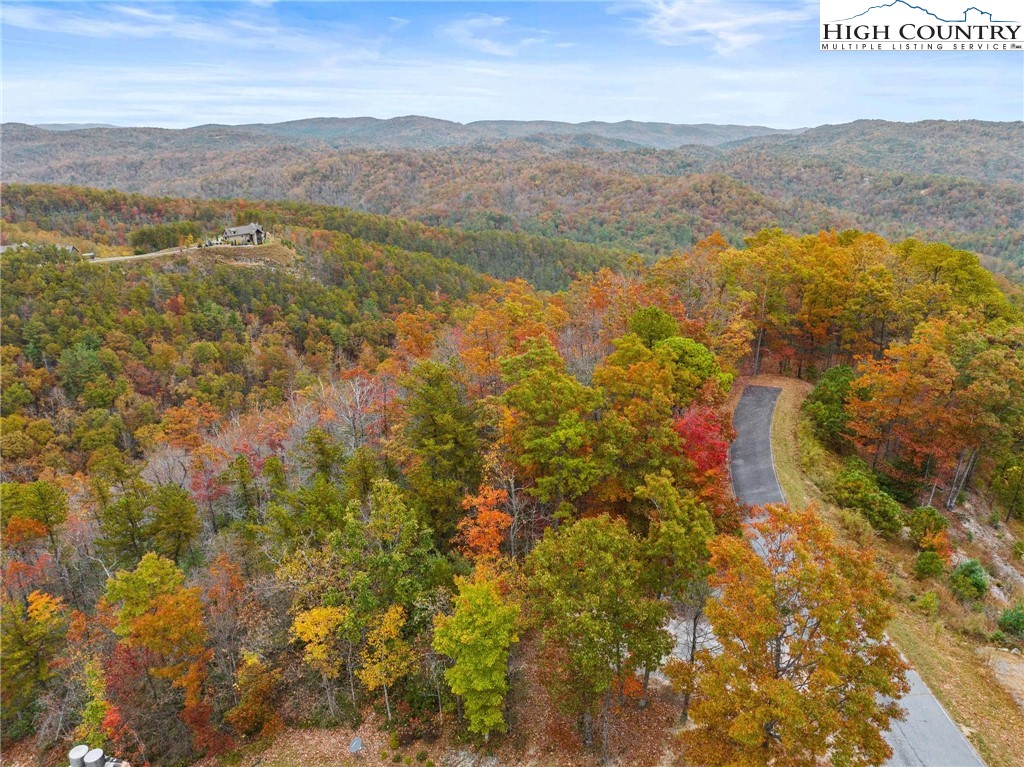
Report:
1,0,1022,128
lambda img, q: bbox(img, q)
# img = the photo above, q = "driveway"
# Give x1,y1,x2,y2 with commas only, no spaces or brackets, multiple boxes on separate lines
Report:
729,385,986,767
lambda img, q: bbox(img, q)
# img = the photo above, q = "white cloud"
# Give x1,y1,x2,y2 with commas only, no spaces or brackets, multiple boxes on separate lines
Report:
439,14,545,57
616,0,817,53
1,3,331,54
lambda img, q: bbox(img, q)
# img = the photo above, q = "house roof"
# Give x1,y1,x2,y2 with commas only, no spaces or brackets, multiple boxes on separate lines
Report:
223,223,263,236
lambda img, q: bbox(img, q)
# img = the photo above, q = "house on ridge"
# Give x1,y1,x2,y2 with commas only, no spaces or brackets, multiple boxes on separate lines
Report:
223,223,266,246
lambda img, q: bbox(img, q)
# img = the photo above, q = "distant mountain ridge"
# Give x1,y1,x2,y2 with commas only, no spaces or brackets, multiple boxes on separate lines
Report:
3,117,1021,273
22,115,797,150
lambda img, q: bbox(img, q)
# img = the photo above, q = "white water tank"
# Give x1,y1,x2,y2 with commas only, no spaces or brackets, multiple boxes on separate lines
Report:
83,749,105,766
68,745,89,767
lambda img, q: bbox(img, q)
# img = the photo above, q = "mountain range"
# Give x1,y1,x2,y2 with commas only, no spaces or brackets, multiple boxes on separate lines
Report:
3,116,1021,273
20,116,794,150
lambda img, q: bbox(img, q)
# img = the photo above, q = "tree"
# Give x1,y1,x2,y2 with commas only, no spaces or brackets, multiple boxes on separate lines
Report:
804,365,855,449
664,577,714,724
276,542,369,713
105,553,185,632
994,460,1024,522
527,515,671,754
656,335,726,407
269,472,347,548
591,334,684,506
391,361,483,544
159,398,220,452
98,492,150,566
501,337,613,513
681,505,908,767
104,554,217,759
433,568,519,740
458,486,512,562
357,604,415,721
75,659,112,749
914,551,945,579
847,332,956,475
906,505,951,561
148,484,202,561
1,480,69,559
291,605,353,718
98,482,201,566
224,652,282,739
635,470,714,602
292,606,351,674
0,591,69,739
673,406,739,531
58,343,107,397
628,306,679,348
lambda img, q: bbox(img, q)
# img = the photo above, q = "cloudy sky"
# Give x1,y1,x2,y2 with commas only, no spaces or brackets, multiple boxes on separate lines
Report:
2,1,1021,128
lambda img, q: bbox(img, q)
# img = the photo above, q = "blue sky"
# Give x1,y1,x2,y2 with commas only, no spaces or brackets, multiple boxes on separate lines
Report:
2,1,1021,128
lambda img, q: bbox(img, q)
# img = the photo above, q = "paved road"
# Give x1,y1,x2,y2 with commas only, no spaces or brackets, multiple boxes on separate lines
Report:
729,385,986,767
729,385,786,506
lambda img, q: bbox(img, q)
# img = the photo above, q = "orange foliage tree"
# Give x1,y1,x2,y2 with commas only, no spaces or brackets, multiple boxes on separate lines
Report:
677,505,908,767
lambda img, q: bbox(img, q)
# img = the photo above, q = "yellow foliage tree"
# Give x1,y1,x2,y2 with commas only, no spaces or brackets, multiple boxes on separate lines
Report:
291,606,351,677
356,605,415,721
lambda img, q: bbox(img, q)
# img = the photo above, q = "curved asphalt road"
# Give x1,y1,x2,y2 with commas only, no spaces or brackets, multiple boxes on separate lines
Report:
729,385,986,767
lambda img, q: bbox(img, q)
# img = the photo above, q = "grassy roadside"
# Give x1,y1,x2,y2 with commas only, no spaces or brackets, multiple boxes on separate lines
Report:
753,374,1024,767
887,612,1023,767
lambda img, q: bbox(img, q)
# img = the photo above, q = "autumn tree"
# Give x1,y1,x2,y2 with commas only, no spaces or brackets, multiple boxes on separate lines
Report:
994,457,1024,522
0,591,69,739
276,544,367,714
104,554,217,760
656,335,727,407
433,568,519,740
291,605,354,718
673,405,739,530
845,320,967,502
681,505,908,767
591,334,684,506
628,305,679,348
357,604,416,721
458,486,512,562
1,480,68,561
527,515,671,754
277,478,443,715
203,555,246,714
224,652,282,740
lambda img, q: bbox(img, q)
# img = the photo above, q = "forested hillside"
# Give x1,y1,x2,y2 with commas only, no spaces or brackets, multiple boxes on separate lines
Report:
1,185,629,291
3,186,1023,766
3,118,1021,273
